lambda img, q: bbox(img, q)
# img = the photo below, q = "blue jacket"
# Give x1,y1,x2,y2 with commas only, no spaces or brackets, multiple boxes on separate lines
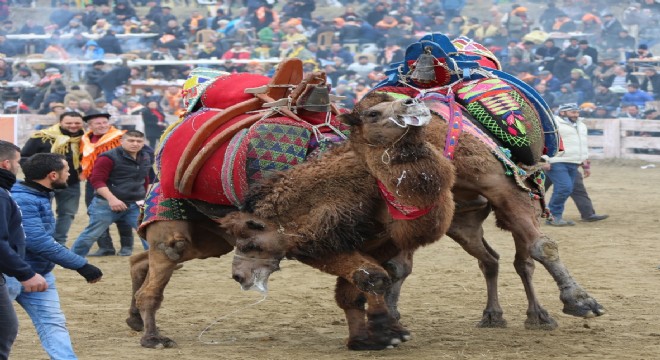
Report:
10,182,87,275
0,187,35,281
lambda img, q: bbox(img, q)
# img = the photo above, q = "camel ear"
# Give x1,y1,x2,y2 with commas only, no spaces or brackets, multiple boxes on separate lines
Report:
338,112,362,126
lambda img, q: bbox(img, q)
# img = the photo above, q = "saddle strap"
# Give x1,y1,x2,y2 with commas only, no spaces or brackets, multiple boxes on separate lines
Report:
418,92,463,160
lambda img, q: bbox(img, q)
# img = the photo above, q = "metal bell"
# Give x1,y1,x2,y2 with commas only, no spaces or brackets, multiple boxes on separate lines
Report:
411,46,436,84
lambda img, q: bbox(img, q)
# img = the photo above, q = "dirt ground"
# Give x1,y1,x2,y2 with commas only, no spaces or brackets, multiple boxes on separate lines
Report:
9,160,660,360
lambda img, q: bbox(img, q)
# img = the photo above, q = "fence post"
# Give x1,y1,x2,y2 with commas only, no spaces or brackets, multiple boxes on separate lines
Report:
602,118,621,158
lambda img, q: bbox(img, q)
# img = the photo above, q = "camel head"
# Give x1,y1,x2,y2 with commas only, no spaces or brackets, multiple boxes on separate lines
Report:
219,212,287,294
338,92,431,146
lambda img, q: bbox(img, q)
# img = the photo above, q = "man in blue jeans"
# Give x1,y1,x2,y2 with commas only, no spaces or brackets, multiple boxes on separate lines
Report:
8,153,103,360
72,130,150,256
543,103,592,226
0,141,49,360
20,111,86,247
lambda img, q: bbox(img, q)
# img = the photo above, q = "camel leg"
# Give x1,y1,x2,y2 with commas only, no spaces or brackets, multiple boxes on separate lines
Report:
491,191,605,330
127,251,149,331
447,201,506,328
133,220,234,348
300,252,406,350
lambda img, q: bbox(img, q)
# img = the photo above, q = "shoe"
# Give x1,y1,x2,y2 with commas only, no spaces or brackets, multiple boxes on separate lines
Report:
117,250,133,256
581,214,609,222
545,218,576,226
88,249,116,257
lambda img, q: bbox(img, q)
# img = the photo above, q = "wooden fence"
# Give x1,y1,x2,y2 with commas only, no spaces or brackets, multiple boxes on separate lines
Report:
583,118,660,162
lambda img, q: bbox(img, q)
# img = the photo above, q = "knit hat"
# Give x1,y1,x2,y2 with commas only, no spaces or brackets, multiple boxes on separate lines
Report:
558,103,579,112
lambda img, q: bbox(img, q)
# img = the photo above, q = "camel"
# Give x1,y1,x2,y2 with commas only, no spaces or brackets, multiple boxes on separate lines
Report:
222,93,456,350
126,45,605,349
221,90,606,343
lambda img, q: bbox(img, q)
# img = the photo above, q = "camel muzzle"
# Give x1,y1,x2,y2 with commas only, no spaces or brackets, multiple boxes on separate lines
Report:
390,99,432,128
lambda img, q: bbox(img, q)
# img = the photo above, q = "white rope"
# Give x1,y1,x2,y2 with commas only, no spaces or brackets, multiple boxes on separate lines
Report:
197,293,268,344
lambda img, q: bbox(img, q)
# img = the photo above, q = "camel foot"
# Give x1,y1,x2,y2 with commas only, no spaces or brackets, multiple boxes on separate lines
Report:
524,308,558,330
346,337,394,351
140,334,177,349
361,312,410,349
126,313,144,332
477,310,507,328
352,267,391,294
561,288,606,318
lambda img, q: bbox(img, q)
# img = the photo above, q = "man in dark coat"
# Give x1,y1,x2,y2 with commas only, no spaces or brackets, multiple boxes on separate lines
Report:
0,140,48,360
98,65,140,103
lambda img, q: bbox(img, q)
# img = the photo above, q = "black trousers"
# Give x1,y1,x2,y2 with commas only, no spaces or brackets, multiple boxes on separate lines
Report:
545,171,596,219
0,276,18,360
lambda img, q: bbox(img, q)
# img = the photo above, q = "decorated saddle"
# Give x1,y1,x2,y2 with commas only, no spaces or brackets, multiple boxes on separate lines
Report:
141,60,348,233
374,33,559,164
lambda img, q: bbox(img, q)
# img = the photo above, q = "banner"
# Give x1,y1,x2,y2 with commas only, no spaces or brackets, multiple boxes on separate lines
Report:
0,116,16,144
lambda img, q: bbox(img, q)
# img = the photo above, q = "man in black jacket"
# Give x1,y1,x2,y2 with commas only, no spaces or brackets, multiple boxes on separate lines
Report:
98,64,140,103
20,112,85,247
0,140,48,360
71,130,150,257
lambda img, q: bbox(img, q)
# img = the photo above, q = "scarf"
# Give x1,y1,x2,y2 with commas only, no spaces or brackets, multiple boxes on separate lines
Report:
80,126,125,180
31,124,83,170
190,15,204,32
150,108,165,123
0,168,16,191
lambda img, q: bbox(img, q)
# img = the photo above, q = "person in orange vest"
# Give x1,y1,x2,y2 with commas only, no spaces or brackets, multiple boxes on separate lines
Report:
79,111,128,256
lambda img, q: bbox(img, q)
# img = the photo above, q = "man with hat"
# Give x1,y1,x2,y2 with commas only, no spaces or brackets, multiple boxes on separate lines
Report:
80,110,128,256
20,111,85,246
543,103,603,226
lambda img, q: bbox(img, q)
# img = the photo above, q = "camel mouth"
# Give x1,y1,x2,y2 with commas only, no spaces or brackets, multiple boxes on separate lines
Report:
238,268,272,294
390,104,432,128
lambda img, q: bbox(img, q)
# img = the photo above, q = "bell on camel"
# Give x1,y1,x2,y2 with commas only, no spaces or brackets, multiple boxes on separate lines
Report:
411,46,436,84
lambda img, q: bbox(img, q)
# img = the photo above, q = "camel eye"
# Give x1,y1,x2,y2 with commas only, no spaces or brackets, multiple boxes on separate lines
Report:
364,110,379,118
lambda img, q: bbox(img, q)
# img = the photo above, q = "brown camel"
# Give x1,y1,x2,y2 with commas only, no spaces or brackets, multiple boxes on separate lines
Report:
222,94,456,350
221,91,605,340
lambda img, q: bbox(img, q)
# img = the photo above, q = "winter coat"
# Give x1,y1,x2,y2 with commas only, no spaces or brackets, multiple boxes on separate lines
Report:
10,182,86,275
549,116,589,165
0,182,34,281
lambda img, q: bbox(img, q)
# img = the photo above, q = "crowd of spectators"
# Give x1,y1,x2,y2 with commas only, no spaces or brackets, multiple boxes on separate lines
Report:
0,0,658,122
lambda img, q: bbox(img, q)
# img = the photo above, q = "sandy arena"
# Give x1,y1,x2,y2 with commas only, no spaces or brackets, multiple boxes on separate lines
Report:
9,160,660,360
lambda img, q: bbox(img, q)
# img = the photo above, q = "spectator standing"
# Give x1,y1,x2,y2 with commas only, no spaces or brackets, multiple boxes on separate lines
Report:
80,111,129,257
543,103,591,226
20,112,85,247
545,171,609,223
0,140,48,360
98,65,139,103
84,60,106,100
347,54,377,79
7,153,103,360
71,131,151,257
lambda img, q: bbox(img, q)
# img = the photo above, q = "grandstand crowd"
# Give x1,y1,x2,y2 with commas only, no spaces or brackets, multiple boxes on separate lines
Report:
0,0,659,123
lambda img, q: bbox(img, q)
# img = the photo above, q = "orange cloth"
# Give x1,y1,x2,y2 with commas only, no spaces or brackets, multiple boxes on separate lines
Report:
80,126,125,180
581,13,601,23
375,18,398,30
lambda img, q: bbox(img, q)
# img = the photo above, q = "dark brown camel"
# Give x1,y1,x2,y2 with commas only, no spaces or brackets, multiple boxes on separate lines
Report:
222,94,456,350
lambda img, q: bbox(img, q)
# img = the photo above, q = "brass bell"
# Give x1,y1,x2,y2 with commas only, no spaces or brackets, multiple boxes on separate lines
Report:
411,46,436,84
